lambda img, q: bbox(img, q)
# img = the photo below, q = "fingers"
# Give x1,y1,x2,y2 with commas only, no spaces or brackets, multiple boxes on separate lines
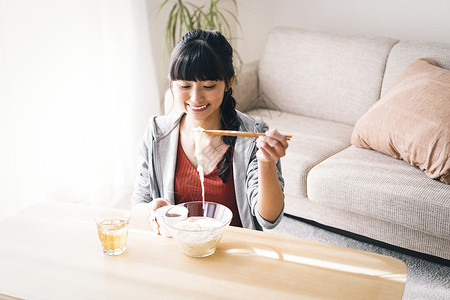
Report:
151,198,171,209
256,129,289,162
150,217,160,235
148,208,159,234
265,129,289,149
148,198,171,235
257,146,277,162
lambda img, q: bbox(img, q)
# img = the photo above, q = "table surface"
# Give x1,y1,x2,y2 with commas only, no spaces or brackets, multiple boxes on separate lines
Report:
0,202,407,300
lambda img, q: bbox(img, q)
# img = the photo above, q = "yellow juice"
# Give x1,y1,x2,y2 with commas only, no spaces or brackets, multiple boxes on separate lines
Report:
97,218,129,254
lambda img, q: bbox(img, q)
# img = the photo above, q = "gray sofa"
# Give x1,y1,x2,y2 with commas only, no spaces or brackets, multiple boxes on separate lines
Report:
234,27,450,261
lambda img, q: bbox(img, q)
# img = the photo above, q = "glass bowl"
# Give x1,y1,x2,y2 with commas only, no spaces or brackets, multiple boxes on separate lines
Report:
164,201,232,257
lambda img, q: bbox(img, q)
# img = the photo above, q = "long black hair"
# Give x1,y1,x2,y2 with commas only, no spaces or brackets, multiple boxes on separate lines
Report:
169,29,239,183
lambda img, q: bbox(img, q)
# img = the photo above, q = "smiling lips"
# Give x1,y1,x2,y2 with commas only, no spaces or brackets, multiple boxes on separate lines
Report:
188,103,209,112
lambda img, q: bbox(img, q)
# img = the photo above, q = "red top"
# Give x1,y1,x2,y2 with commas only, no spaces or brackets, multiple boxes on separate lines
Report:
174,140,243,227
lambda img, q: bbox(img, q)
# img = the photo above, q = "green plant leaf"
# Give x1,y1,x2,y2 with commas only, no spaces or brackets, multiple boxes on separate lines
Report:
223,8,241,30
183,4,194,30
157,0,242,72
171,7,180,49
156,0,170,18
179,4,186,38
165,4,179,50
218,11,231,36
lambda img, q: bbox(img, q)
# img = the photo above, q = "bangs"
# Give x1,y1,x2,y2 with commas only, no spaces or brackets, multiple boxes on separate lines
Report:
170,40,227,82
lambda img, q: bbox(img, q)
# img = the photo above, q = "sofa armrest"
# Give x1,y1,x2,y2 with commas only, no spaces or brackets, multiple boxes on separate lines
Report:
234,61,259,112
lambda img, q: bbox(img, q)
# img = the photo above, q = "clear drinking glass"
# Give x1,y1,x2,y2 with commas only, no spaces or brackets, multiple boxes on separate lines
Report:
96,210,131,256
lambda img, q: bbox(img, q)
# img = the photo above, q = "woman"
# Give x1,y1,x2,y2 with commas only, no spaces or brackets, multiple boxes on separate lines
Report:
132,29,288,230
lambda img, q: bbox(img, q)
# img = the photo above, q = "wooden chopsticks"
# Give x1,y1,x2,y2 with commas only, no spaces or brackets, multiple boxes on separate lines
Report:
203,130,292,140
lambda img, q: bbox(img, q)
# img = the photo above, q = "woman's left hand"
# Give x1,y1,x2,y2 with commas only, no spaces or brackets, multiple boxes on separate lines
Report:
256,129,289,163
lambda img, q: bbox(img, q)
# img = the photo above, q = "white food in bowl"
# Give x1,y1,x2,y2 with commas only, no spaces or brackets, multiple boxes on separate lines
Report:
172,217,227,257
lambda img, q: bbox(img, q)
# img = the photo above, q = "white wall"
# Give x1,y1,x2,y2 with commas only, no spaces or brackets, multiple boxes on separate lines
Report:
236,0,450,64
0,0,159,220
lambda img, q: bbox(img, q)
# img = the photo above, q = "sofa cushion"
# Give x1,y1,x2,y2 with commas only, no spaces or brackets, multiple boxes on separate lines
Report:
352,58,450,184
247,108,353,204
381,41,450,96
258,27,398,126
307,146,450,238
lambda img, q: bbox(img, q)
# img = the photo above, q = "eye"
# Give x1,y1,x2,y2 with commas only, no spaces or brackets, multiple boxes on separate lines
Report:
178,83,191,89
204,85,216,89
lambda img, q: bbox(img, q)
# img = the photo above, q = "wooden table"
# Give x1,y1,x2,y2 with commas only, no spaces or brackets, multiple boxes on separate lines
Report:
0,202,407,299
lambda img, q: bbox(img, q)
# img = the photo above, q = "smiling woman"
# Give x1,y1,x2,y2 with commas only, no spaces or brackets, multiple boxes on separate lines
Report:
0,0,159,220
132,29,289,231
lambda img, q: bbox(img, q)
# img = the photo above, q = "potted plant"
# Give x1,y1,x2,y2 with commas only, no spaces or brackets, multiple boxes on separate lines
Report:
157,0,242,66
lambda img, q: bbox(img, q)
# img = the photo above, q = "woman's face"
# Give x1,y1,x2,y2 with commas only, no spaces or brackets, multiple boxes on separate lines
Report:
172,80,227,123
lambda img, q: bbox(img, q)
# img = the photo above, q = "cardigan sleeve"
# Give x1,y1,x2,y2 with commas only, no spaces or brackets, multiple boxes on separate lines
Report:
245,118,285,229
131,118,158,206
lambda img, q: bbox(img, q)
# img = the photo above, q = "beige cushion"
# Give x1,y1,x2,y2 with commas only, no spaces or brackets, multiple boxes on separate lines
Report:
246,108,354,201
351,58,450,184
308,146,450,238
258,27,397,125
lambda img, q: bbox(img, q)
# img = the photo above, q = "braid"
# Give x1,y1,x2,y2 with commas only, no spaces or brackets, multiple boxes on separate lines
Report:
217,87,240,183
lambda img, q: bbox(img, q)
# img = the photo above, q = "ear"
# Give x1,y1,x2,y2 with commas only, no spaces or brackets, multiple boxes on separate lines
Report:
226,75,236,91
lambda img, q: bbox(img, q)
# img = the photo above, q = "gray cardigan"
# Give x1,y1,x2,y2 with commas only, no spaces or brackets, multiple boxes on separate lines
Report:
131,110,284,230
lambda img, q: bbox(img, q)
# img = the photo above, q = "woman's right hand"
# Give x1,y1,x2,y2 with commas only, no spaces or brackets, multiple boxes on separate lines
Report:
148,198,171,234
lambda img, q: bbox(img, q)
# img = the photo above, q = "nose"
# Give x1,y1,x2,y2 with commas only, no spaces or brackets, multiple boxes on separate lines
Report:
190,84,204,103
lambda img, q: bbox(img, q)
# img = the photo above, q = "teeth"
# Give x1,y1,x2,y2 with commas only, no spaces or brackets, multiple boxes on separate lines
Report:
190,104,207,111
